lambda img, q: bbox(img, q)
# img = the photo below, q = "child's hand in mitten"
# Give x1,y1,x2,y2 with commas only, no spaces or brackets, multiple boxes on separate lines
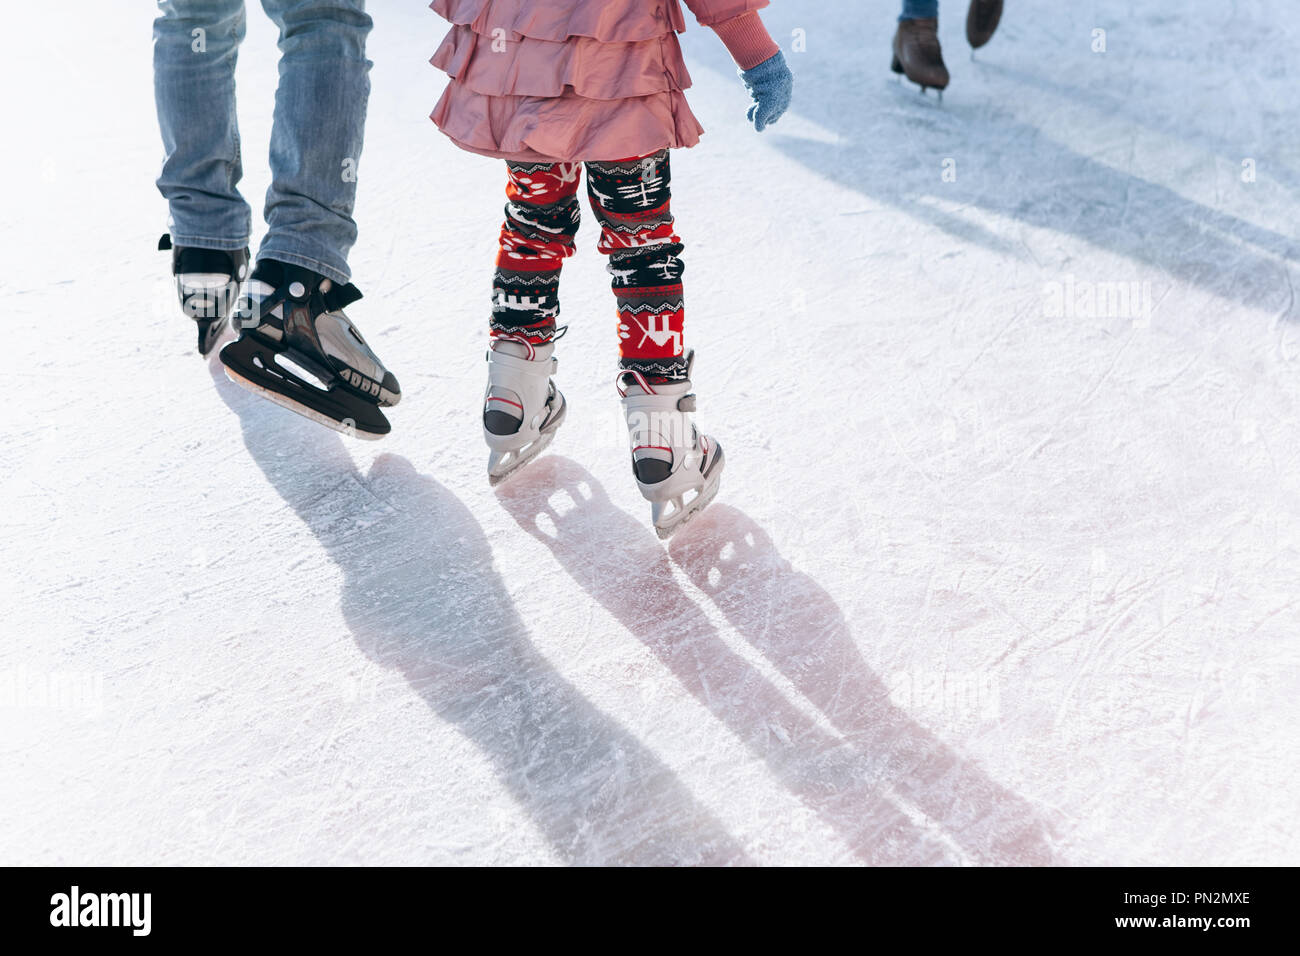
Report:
740,51,793,132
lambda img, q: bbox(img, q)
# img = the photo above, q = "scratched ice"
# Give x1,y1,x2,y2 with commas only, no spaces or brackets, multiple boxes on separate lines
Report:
1,0,1295,865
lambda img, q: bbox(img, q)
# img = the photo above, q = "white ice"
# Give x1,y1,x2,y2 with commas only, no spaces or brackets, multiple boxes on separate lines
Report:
1,0,1297,865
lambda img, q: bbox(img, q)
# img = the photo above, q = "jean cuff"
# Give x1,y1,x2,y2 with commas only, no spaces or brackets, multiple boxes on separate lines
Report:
166,233,250,252
255,247,351,286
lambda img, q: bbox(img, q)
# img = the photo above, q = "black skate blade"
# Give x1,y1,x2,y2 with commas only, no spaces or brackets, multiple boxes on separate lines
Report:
197,316,228,356
220,337,391,440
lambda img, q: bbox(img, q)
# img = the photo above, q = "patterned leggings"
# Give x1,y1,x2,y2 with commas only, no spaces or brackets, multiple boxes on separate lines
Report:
492,149,688,383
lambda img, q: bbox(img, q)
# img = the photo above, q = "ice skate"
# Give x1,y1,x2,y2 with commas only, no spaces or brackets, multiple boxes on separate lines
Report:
891,18,950,95
484,334,567,485
218,259,400,440
158,233,249,355
966,0,1004,50
619,350,724,539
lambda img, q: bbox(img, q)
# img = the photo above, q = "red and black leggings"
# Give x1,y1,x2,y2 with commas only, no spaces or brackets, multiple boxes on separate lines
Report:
492,149,688,383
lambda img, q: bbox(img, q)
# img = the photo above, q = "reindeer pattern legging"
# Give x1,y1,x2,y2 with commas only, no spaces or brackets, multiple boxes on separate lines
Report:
491,150,689,383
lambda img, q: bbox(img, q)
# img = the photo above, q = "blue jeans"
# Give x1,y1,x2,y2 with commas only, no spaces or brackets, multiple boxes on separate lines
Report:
900,0,940,20
153,0,372,284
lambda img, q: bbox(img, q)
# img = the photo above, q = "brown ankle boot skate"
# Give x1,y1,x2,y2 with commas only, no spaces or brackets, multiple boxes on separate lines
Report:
966,0,1004,49
891,18,949,94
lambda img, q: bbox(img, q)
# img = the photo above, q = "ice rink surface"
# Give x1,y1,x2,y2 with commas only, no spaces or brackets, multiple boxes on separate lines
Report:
2,0,1297,865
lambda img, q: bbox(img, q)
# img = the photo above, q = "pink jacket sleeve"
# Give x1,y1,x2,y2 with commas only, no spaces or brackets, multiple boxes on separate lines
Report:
680,0,770,26
681,1,780,71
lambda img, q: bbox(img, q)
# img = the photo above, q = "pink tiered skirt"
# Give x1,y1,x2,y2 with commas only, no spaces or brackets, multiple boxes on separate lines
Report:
429,0,709,162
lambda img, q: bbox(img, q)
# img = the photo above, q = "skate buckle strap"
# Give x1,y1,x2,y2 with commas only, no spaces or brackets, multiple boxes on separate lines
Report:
251,259,363,312
490,332,537,361
616,368,657,398
487,345,557,379
321,281,363,312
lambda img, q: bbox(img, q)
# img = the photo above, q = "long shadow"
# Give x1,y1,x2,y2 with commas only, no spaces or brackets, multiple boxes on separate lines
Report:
667,502,1059,863
209,361,750,865
687,3,1298,317
497,457,1057,864
779,111,1296,315
977,59,1300,196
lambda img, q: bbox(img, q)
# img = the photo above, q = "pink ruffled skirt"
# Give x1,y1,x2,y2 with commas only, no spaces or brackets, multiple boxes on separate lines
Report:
429,0,706,163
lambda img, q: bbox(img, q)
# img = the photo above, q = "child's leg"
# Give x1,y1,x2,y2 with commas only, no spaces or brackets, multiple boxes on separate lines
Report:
482,161,578,483
584,151,687,383
492,161,583,347
588,151,722,536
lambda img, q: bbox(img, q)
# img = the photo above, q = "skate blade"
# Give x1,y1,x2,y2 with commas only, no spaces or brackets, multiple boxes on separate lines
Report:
487,429,559,487
487,396,567,486
652,448,726,540
891,78,947,104
197,316,228,357
222,364,388,441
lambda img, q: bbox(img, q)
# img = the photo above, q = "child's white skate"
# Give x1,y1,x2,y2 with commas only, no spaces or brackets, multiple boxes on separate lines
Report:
484,335,567,486
619,350,724,539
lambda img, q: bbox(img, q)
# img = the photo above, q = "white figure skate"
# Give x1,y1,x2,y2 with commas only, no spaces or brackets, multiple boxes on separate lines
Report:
619,350,724,538
483,335,567,485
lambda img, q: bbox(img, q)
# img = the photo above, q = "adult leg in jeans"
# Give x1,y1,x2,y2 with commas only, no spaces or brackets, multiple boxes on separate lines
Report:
258,0,372,285
154,0,251,252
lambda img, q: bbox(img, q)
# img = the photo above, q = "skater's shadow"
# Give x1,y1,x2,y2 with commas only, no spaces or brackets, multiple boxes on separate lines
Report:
975,59,1300,196
667,502,1059,863
686,2,1298,317
497,457,1057,864
210,363,750,864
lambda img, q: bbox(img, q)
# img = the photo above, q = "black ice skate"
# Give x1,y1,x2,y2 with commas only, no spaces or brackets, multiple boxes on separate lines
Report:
159,234,249,355
219,259,401,440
